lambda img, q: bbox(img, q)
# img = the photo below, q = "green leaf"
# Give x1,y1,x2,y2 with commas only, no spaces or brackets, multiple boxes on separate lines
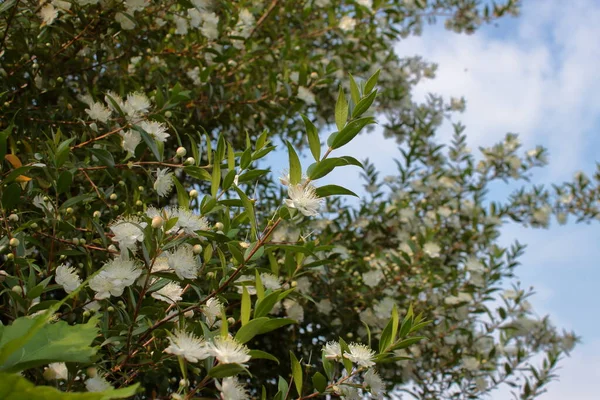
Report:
301,114,320,162
335,86,348,132
290,351,303,397
348,74,361,105
0,315,98,373
338,338,353,374
330,117,375,149
237,169,269,183
254,269,265,300
248,349,279,364
389,336,426,351
0,0,17,16
133,125,162,162
172,176,189,210
55,138,75,168
285,141,302,185
254,290,282,319
0,372,139,399
312,372,327,393
241,287,251,326
314,185,358,198
208,363,250,378
227,142,235,171
0,122,13,162
184,166,212,181
211,154,221,198
364,69,380,94
56,171,73,195
87,148,115,168
391,304,399,343
399,304,414,338
307,157,362,180
2,183,21,211
352,90,377,118
256,318,296,335
234,186,257,240
234,317,269,344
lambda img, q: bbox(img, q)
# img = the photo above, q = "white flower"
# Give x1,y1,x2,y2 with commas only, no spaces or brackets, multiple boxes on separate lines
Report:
167,245,198,280
55,264,82,293
362,269,384,288
339,16,356,31
261,273,282,290
445,292,473,305
89,259,142,299
77,0,99,5
339,385,361,400
283,299,304,322
125,92,151,115
344,343,375,368
202,297,222,326
364,369,384,395
465,257,485,272
33,194,53,211
104,91,125,112
188,9,202,28
422,242,441,258
295,276,311,294
323,341,342,360
85,102,112,123
296,86,316,105
154,168,174,197
52,0,71,11
356,0,373,9
151,282,184,304
172,208,210,235
85,376,112,392
40,4,58,26
462,356,480,371
284,184,323,216
84,301,101,312
209,337,251,364
315,0,331,7
218,377,249,400
139,120,170,142
316,299,333,315
110,216,145,252
125,0,146,12
200,12,219,40
115,12,135,30
174,15,189,35
475,376,488,392
121,129,141,155
46,362,68,380
164,330,210,363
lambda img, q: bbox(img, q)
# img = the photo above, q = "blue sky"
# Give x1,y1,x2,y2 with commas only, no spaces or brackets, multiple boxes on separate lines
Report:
264,1,600,397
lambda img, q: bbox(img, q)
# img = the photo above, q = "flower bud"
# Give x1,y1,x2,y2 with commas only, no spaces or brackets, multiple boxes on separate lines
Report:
30,222,38,229
9,238,19,247
66,207,74,214
79,239,86,245
112,205,119,211
93,211,101,218
86,367,97,378
8,214,18,222
118,180,125,186
192,244,203,254
72,238,80,245
107,306,115,312
82,310,91,318
108,244,118,252
184,157,195,165
189,189,198,198
136,200,143,207
138,186,144,191
165,111,172,118
184,310,194,318
152,216,164,228
215,222,224,231
109,193,118,200
11,285,22,294
43,367,57,381
176,147,187,157
0,270,8,282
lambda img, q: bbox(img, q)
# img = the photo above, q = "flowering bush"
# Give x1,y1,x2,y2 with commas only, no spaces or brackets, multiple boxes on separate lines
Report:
1,0,598,399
